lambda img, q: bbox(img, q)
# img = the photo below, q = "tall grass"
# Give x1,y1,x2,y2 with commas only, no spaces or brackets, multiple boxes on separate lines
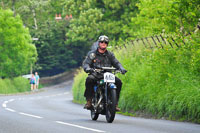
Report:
72,69,87,104
116,40,200,123
0,77,30,94
72,35,200,123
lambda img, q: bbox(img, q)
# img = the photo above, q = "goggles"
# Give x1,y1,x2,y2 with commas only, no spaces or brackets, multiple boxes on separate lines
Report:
99,41,108,44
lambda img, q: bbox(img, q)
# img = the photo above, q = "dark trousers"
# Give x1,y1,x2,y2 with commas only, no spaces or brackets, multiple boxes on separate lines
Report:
84,74,122,103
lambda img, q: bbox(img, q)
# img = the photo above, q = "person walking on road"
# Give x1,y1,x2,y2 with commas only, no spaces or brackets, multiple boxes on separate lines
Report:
35,72,40,90
30,74,36,91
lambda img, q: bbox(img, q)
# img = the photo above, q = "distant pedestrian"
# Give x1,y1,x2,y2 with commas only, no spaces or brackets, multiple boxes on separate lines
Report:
35,72,40,90
30,74,36,91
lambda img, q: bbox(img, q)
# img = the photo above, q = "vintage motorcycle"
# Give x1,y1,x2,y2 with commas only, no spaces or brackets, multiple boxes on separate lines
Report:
90,67,120,123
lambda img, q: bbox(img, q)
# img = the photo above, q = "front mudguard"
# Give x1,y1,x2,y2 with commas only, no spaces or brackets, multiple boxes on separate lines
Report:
108,83,117,90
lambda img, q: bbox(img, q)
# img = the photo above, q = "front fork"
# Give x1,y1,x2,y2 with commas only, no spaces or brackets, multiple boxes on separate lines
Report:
105,83,108,106
93,85,103,110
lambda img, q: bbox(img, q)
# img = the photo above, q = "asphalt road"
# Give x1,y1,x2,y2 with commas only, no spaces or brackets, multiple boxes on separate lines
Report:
0,80,200,133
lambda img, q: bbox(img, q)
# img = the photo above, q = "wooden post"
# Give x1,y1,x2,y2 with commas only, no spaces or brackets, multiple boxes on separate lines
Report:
145,37,153,48
160,34,167,45
151,36,159,48
141,38,147,48
155,35,163,48
171,37,179,47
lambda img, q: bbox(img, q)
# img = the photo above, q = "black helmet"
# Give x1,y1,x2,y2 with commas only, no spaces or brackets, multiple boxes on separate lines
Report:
98,35,109,44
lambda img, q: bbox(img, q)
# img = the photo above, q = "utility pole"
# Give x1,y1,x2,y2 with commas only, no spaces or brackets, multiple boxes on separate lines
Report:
12,0,16,17
194,18,200,33
32,8,38,30
1,1,4,9
30,63,32,74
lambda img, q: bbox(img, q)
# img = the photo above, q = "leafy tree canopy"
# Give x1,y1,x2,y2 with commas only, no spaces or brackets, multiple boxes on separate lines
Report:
1,0,199,76
124,0,200,38
0,9,37,78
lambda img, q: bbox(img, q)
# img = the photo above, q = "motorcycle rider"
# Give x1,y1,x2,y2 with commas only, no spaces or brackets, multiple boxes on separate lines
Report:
82,35,127,111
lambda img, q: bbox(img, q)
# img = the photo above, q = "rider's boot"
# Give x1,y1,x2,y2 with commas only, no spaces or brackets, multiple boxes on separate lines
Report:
116,104,121,112
84,99,92,110
116,97,121,111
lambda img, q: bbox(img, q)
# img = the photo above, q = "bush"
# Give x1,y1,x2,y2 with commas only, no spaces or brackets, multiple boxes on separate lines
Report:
116,35,200,123
0,77,30,94
0,78,8,94
72,69,87,104
13,77,30,92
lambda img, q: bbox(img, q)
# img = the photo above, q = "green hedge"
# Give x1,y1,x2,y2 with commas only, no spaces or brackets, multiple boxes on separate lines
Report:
72,69,87,104
72,34,200,123
0,77,30,94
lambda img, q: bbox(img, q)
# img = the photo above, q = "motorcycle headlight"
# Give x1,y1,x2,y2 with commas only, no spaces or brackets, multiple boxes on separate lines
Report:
100,79,104,84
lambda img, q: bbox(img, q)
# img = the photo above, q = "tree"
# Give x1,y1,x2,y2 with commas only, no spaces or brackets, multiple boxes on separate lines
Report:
0,9,37,78
124,0,200,38
33,20,76,76
0,0,141,76
64,0,139,41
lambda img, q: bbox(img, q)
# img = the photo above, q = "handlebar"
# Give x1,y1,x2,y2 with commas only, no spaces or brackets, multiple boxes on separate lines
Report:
94,67,121,74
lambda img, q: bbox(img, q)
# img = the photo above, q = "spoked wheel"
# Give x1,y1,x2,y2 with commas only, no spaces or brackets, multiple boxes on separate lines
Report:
91,98,99,121
106,89,117,123
91,109,99,121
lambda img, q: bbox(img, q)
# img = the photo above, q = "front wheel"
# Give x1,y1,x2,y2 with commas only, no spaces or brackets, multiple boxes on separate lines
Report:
106,89,117,123
91,110,99,120
91,98,99,120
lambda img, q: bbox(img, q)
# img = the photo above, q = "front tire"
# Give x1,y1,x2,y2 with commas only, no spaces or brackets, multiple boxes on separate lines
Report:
91,98,99,120
106,89,117,123
91,110,99,120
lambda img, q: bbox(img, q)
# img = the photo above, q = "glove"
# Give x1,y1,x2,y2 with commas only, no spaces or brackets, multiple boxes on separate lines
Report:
120,68,127,74
85,68,94,73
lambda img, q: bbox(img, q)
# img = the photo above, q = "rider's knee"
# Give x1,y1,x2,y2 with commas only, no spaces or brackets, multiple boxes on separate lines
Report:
86,75,96,84
116,78,122,85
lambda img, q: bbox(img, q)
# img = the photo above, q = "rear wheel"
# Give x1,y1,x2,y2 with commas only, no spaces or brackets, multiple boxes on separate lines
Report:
106,89,117,123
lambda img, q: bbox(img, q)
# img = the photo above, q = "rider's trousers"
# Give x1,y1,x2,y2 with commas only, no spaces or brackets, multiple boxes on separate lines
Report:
84,74,122,103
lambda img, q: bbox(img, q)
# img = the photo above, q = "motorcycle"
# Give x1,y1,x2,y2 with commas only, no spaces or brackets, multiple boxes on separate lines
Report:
90,67,120,123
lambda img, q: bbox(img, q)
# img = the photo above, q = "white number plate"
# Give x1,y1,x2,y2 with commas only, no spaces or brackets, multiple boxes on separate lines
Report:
104,72,115,83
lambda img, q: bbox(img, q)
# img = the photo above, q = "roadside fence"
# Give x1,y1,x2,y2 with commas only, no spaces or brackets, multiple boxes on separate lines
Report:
118,20,200,49
116,34,185,50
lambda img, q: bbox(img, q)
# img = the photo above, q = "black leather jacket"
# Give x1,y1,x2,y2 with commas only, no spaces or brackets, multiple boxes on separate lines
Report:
82,49,125,73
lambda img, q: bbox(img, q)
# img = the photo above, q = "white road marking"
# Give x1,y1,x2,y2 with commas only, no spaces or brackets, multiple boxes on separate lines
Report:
64,92,69,95
4,101,8,104
5,108,16,112
19,112,43,119
2,103,6,108
0,91,106,133
2,92,70,120
8,99,15,102
55,121,106,133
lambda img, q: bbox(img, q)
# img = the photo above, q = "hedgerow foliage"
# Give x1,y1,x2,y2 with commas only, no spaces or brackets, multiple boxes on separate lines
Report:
0,77,30,94
116,33,200,123
72,69,87,104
